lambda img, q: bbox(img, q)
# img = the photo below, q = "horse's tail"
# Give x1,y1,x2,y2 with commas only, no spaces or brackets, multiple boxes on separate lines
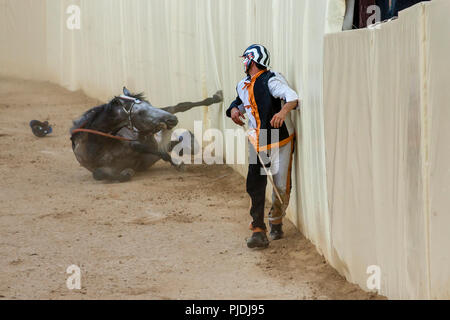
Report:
161,90,223,114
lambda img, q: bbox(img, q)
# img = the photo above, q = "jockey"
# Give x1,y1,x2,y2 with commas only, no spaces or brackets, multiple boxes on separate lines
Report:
226,44,300,249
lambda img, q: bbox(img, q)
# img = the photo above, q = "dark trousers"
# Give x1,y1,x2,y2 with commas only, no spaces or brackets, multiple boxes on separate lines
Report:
246,140,295,231
376,0,391,21
246,162,268,230
393,0,430,16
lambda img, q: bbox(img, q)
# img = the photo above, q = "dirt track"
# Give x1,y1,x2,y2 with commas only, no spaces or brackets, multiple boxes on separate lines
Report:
0,77,382,300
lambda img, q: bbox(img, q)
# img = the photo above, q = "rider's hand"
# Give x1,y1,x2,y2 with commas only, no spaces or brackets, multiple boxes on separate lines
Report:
231,107,245,126
270,110,287,128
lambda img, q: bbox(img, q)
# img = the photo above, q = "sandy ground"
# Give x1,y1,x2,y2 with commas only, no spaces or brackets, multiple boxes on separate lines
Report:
0,77,383,300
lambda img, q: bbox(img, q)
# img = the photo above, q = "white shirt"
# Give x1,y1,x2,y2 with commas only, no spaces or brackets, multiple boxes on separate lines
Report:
234,70,298,139
235,71,299,115
267,72,299,103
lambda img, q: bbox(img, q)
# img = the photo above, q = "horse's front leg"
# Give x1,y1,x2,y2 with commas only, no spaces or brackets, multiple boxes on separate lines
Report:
130,141,167,159
130,140,181,168
156,130,188,170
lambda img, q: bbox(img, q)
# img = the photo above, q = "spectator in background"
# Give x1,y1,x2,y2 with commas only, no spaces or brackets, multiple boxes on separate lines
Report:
389,0,398,17
392,0,431,16
356,0,376,28
346,0,431,30
343,0,356,30
352,0,391,29
377,0,391,21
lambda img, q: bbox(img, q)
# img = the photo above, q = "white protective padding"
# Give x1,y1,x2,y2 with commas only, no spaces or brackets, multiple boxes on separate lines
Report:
324,0,450,299
426,0,450,299
2,0,448,299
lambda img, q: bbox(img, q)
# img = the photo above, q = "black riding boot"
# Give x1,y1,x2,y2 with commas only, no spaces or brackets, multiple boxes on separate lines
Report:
247,231,269,249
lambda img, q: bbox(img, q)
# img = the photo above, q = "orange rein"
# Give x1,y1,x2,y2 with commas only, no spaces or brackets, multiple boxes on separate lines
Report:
71,128,135,142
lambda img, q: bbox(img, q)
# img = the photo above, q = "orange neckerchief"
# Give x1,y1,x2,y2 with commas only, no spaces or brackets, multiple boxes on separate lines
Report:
242,70,266,90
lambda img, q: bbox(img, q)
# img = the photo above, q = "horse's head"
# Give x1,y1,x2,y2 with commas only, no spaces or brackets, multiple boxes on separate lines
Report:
111,87,178,134
72,87,179,136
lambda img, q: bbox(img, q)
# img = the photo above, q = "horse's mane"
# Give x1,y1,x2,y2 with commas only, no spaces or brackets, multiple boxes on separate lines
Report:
127,92,146,101
71,104,109,133
70,91,148,133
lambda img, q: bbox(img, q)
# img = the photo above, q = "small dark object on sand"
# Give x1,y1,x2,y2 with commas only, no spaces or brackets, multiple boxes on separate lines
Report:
30,120,53,137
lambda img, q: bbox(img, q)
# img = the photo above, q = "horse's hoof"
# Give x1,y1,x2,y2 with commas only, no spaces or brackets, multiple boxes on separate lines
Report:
213,90,223,103
175,163,186,172
119,168,135,182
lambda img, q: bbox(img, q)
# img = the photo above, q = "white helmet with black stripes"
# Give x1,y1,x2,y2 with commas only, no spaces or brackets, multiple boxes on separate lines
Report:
242,44,271,72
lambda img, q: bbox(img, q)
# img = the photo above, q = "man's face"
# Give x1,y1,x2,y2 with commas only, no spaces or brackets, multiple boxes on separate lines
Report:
242,53,254,74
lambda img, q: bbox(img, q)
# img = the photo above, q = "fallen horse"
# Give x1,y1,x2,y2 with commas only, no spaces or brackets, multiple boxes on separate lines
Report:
70,87,222,182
